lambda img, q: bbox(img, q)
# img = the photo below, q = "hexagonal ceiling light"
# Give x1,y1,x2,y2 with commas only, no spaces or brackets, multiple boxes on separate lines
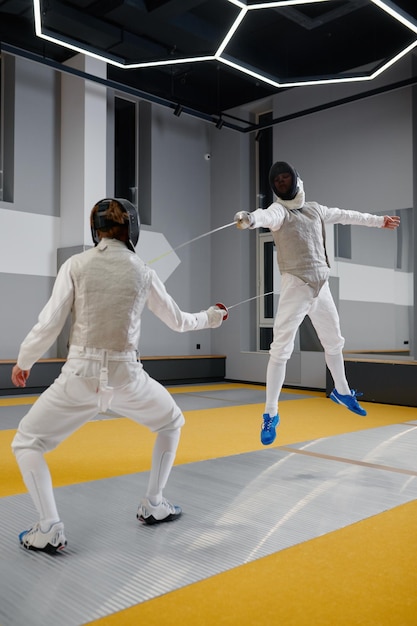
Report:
33,0,417,88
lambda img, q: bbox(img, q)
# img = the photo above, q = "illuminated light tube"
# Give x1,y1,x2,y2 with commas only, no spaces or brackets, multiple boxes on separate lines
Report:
32,0,417,87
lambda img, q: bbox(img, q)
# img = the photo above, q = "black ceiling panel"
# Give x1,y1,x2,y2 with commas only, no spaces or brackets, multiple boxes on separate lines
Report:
0,0,416,118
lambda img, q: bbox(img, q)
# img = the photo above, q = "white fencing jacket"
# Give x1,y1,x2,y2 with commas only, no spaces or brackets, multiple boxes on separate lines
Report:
17,238,212,371
250,190,384,296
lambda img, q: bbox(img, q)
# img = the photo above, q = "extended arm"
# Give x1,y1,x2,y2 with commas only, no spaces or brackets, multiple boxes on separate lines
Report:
320,205,400,229
146,269,226,330
234,204,286,231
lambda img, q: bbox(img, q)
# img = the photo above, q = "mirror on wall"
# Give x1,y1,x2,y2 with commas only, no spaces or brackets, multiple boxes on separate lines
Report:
331,207,413,358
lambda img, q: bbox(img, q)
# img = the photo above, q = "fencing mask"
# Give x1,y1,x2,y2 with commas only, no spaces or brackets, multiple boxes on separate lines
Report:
91,198,140,252
268,161,299,201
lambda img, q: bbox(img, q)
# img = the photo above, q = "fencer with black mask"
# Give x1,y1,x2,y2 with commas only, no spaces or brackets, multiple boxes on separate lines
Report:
235,161,400,446
11,198,227,553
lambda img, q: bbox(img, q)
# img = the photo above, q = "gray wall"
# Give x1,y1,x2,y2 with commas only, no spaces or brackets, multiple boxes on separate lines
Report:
210,54,416,384
13,56,61,215
268,61,413,357
0,52,218,362
0,55,61,358
0,50,415,390
138,106,215,356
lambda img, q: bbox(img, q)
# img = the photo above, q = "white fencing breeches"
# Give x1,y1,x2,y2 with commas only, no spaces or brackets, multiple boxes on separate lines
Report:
265,274,349,413
12,349,185,523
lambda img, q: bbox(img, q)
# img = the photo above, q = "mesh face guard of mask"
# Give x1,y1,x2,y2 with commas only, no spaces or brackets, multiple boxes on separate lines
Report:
268,161,299,201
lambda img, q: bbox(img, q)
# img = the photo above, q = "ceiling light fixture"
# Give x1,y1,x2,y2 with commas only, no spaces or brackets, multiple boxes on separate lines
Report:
32,0,417,88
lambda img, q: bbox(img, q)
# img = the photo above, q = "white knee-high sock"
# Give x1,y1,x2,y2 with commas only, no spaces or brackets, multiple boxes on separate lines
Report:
265,359,286,416
146,427,181,505
325,352,350,395
14,448,60,531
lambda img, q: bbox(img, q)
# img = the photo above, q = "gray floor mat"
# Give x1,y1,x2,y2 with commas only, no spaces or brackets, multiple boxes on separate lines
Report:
1,423,417,626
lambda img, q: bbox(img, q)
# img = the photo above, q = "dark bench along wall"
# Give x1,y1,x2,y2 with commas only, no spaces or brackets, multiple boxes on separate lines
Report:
3,354,415,406
0,355,226,396
326,356,417,407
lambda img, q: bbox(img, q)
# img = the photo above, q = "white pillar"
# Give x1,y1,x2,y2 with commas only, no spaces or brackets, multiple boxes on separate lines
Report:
60,55,107,247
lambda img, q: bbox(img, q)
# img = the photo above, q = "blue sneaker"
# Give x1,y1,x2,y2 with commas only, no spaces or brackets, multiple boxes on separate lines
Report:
330,389,367,416
261,413,279,445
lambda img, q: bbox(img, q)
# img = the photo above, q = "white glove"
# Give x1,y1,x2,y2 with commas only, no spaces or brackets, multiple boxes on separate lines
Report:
234,211,253,229
206,306,225,328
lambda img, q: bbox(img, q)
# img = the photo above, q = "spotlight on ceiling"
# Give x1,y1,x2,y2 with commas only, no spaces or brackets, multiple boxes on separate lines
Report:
215,117,224,129
173,104,183,117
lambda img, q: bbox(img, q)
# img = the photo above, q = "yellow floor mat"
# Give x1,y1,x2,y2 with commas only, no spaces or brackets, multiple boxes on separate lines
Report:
1,396,415,497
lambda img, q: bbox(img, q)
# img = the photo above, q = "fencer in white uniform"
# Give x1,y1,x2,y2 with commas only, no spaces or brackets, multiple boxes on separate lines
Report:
235,161,400,446
11,198,227,553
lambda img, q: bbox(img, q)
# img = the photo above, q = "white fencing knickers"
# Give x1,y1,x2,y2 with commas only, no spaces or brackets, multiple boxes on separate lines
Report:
12,346,185,523
269,274,345,362
264,274,349,414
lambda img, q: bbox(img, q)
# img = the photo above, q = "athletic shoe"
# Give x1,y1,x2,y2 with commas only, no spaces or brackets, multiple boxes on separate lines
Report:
330,388,367,416
137,497,182,525
19,521,67,554
261,413,280,446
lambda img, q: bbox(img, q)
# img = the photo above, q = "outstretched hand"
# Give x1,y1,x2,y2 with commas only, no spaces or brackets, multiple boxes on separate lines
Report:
234,211,253,229
206,305,228,328
383,215,400,229
11,364,30,388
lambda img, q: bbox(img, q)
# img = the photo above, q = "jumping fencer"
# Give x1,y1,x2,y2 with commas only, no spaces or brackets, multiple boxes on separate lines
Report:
235,161,400,446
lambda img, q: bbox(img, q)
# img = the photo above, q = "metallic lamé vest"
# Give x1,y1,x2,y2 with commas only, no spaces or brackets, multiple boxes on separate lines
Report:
272,202,330,296
68,239,152,351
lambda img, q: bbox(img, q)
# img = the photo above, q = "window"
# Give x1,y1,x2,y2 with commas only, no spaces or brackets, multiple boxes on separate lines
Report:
113,96,151,225
0,55,3,201
256,112,273,210
334,223,351,259
256,111,274,350
254,110,321,353
258,232,281,350
0,53,15,203
114,97,137,205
